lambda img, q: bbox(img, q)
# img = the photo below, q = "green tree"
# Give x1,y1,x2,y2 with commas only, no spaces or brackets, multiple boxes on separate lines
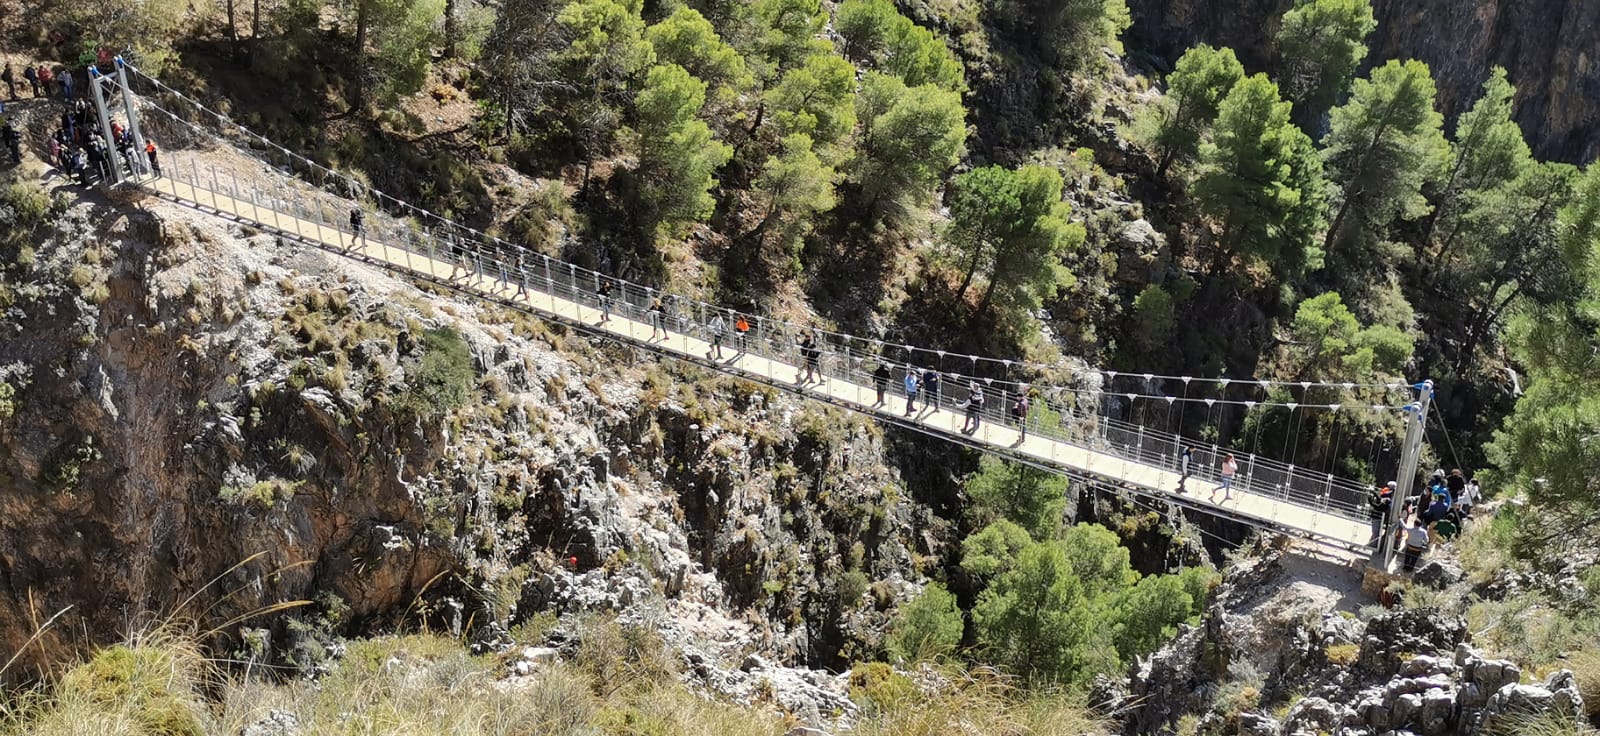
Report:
1136,44,1244,177
972,540,1092,684
1486,164,1600,539
960,519,1033,581
646,7,751,100
885,582,964,664
836,0,964,91
632,64,734,236
1452,161,1582,364
1321,59,1449,269
1288,292,1413,381
402,327,477,418
751,0,827,75
351,0,446,104
1056,523,1138,598
994,0,1131,71
1274,0,1376,131
749,133,838,269
1428,67,1532,264
1109,573,1194,659
559,0,656,189
481,0,573,138
767,53,859,151
944,164,1082,321
852,72,968,224
964,455,1069,540
1192,74,1326,278
1129,284,1178,356
835,0,898,58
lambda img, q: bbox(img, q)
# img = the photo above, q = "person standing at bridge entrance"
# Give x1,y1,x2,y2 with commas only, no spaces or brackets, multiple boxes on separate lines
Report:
1211,453,1236,503
1368,481,1394,546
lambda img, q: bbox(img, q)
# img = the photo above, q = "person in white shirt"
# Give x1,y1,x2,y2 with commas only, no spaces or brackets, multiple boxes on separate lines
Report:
1459,477,1480,519
1400,517,1429,572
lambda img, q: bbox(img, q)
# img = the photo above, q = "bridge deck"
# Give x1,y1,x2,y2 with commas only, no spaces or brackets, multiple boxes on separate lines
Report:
141,173,1372,552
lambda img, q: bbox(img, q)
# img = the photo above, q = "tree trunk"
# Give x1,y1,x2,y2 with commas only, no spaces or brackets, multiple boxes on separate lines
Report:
249,0,261,66
442,0,459,59
351,0,370,108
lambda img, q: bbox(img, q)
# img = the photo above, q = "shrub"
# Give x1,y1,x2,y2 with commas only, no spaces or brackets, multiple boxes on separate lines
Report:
1325,642,1360,666
401,327,476,418
848,662,917,714
24,636,208,736
885,582,964,665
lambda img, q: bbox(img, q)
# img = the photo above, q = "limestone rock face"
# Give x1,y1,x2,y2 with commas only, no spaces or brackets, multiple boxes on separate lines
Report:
1123,0,1600,164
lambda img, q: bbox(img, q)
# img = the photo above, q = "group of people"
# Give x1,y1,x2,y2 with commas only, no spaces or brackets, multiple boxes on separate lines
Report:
1176,446,1238,503
1369,468,1481,572
870,365,1031,437
0,60,162,185
2,61,72,101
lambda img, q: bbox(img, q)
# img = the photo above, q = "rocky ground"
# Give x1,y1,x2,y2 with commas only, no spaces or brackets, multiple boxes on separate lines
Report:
1097,542,1589,735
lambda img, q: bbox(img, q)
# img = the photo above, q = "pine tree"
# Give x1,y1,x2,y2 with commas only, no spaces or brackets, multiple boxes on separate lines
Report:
1274,0,1376,132
1136,44,1244,177
944,164,1082,325
1321,59,1449,270
851,72,968,224
1192,73,1325,278
632,64,733,236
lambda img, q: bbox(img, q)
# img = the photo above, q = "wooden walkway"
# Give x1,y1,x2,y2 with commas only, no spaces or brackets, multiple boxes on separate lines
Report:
141,173,1373,553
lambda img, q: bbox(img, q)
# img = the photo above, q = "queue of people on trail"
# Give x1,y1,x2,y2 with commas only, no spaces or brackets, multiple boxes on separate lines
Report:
1,60,163,185
1368,468,1481,572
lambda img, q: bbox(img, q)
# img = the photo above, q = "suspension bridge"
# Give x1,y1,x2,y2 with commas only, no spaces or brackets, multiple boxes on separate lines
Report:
67,59,1439,562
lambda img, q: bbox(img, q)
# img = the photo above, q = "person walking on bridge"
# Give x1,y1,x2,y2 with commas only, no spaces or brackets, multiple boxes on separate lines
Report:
872,362,891,407
347,208,366,250
707,311,727,360
596,279,614,323
144,140,162,177
1010,390,1030,441
1211,453,1236,503
648,298,667,341
962,381,985,433
922,370,941,414
903,370,919,415
796,331,821,384
1179,446,1194,493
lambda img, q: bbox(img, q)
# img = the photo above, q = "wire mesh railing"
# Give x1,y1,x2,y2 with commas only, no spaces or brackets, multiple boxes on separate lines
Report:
109,71,1397,535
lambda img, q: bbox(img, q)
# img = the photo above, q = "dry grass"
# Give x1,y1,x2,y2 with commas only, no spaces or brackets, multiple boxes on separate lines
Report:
4,620,1114,736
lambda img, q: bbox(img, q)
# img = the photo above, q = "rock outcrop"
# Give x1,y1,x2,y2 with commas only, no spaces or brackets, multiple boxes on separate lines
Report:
1113,544,1588,735
1123,0,1600,163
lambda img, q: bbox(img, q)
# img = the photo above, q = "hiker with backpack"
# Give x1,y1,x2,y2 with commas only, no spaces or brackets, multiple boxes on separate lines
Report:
348,208,365,249
1010,390,1030,440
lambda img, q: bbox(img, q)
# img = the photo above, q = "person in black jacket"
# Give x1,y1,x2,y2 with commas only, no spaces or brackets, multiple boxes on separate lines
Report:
1368,481,1395,546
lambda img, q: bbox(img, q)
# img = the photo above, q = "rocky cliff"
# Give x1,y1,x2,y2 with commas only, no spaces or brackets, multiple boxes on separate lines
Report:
0,181,953,690
1123,0,1600,163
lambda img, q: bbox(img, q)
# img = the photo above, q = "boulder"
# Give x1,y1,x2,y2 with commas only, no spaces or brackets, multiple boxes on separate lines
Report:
1413,558,1464,588
1418,687,1455,735
240,710,300,736
1401,654,1457,678
1237,712,1279,736
1282,696,1349,734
